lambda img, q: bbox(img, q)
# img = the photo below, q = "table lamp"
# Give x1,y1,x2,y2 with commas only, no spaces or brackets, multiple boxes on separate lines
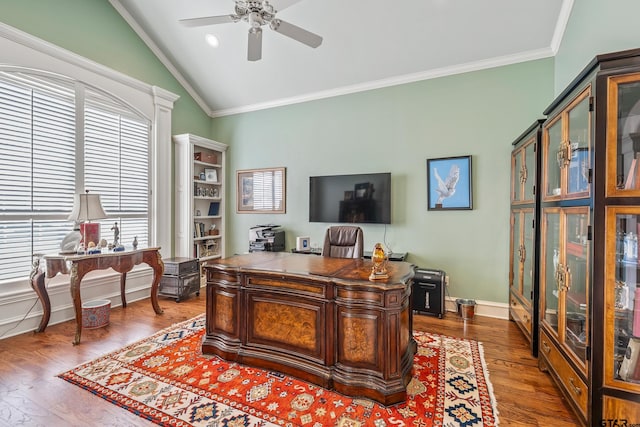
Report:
67,190,107,252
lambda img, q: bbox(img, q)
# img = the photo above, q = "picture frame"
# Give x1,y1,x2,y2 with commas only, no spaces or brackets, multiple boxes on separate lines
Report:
204,168,218,182
426,155,473,210
236,167,286,213
354,182,372,199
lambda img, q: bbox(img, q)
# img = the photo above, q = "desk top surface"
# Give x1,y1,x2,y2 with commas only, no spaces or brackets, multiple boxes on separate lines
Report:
44,246,161,261
203,251,414,287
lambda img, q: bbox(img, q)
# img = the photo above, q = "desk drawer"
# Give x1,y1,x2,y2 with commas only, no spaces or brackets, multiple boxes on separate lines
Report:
540,330,587,419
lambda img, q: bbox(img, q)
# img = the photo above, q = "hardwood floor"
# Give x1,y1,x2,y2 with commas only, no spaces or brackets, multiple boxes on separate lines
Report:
0,295,580,426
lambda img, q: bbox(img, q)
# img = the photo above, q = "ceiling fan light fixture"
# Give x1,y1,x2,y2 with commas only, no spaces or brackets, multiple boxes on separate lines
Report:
205,34,220,48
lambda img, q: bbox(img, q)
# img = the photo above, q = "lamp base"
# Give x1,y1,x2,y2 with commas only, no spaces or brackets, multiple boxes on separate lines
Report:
369,271,389,281
80,222,100,248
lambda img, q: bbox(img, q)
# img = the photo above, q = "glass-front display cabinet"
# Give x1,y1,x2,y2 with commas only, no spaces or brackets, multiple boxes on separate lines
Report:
598,68,640,422
509,120,543,356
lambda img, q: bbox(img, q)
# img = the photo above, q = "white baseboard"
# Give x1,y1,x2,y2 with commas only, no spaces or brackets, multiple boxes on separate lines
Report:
0,267,156,340
445,296,509,320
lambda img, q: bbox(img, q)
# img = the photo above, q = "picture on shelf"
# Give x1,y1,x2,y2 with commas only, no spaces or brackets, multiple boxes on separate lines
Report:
205,168,218,182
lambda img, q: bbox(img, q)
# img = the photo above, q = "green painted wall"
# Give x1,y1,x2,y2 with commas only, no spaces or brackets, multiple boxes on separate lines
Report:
4,0,636,305
0,0,211,136
212,59,555,304
555,0,640,95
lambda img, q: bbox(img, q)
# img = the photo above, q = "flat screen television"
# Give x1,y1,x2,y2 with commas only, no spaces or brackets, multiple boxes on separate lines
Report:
309,172,391,224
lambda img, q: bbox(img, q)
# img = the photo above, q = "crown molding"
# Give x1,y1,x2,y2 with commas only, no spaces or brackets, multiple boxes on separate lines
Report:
550,0,574,55
210,47,555,118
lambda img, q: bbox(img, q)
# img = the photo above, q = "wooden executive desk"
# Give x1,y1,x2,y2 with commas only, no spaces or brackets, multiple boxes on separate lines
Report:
202,252,416,405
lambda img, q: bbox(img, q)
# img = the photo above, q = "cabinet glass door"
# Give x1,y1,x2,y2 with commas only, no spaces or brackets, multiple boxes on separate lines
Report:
512,150,524,203
541,208,561,336
564,209,589,364
510,209,535,300
541,206,590,367
543,87,591,201
510,211,522,292
524,140,536,202
607,73,640,196
605,208,640,392
566,95,590,197
544,119,563,199
522,210,535,302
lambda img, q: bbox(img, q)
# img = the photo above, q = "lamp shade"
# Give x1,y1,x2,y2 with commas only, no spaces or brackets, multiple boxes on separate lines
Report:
68,192,107,222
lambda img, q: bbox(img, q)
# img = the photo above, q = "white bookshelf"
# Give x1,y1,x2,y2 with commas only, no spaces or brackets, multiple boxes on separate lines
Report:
173,133,228,261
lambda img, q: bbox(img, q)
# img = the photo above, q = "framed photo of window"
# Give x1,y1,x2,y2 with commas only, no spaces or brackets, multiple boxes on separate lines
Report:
426,155,472,210
236,167,286,213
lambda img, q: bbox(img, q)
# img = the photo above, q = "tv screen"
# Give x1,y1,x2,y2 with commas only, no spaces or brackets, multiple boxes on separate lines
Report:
309,172,391,224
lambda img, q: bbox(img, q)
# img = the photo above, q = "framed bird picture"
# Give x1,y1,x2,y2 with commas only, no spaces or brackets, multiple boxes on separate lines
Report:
426,155,473,210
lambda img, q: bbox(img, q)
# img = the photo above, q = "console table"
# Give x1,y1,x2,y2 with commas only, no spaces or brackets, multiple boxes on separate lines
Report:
202,252,416,405
31,247,165,345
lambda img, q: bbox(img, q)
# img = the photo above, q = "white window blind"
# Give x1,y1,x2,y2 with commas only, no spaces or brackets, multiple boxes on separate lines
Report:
0,71,150,283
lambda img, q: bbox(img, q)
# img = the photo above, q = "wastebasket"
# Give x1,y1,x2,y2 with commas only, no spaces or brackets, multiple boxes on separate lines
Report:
82,299,111,329
456,298,476,320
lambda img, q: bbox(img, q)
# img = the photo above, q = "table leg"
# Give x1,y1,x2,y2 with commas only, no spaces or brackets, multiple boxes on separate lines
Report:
69,264,85,345
120,272,128,308
30,270,50,333
149,252,164,315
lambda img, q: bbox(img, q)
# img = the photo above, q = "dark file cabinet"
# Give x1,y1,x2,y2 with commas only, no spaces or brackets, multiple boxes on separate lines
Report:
158,257,201,302
412,268,446,318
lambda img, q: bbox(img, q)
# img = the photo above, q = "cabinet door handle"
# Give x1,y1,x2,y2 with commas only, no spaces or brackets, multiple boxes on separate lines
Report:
568,377,582,395
542,341,551,354
520,164,528,184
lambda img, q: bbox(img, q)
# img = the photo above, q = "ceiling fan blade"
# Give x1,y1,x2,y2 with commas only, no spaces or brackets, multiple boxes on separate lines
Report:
248,28,263,61
270,19,322,48
179,15,236,27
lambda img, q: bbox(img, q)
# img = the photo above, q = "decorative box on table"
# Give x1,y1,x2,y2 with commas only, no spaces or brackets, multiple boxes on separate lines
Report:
158,257,200,302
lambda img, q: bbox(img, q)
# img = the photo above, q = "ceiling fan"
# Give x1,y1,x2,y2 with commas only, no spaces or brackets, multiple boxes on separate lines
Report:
179,0,323,61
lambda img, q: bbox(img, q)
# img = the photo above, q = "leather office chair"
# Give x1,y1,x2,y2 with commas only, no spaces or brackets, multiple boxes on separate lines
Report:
321,226,364,259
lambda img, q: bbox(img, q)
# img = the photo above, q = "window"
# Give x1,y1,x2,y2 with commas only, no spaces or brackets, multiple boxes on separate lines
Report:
0,71,150,282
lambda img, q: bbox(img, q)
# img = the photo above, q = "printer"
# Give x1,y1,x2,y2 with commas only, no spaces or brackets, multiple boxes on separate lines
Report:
249,224,285,252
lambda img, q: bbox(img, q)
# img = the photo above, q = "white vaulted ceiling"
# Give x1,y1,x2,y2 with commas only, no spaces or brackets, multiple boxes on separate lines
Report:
110,0,572,117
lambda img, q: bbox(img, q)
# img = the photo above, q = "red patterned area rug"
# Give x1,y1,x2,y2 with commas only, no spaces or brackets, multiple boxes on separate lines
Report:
58,316,499,426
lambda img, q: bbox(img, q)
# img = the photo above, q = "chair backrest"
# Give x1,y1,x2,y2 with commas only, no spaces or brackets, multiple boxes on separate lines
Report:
321,226,364,259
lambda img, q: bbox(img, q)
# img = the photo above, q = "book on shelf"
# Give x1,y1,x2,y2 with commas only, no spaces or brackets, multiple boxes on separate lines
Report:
193,221,206,238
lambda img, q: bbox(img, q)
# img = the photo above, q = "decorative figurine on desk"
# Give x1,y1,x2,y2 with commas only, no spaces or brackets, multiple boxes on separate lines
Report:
111,222,119,246
60,221,82,254
369,243,389,281
132,236,138,249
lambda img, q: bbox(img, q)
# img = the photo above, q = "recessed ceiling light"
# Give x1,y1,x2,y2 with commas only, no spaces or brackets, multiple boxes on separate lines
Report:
205,34,219,48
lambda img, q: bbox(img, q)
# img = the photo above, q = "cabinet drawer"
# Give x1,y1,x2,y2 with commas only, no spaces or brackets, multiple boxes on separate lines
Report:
159,272,200,299
540,331,587,419
510,294,532,336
